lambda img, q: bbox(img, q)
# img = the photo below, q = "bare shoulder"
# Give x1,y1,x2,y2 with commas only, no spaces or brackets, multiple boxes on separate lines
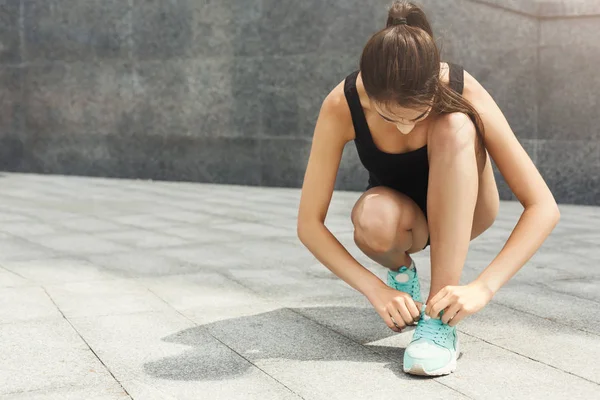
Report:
462,68,487,105
439,61,451,86
318,80,355,143
460,68,502,124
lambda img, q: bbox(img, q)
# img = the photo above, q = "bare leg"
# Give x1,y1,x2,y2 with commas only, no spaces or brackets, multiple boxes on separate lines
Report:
351,186,430,270
426,113,484,302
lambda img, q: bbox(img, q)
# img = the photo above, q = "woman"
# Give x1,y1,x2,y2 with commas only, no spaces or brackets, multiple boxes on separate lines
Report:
296,0,560,376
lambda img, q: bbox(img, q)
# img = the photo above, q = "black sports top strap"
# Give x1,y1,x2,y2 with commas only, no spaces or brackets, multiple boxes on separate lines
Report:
448,62,464,94
343,70,371,143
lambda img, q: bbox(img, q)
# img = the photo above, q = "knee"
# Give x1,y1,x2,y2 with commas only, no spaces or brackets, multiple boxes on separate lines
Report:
351,193,405,253
429,112,477,154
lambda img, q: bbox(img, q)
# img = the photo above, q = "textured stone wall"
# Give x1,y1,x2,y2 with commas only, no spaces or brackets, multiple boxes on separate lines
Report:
0,0,598,204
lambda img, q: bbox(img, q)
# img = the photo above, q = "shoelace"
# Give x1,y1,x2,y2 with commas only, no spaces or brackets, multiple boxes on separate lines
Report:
414,310,452,346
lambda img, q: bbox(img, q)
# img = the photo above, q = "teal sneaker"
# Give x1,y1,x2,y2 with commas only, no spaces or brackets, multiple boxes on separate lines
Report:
403,304,459,376
386,258,422,303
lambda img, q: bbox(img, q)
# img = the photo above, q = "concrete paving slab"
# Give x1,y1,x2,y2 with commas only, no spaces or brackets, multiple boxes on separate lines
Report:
0,237,58,262
44,279,172,318
218,267,360,305
87,252,201,278
159,224,248,243
1,382,130,400
0,287,62,323
57,217,130,233
30,234,130,255
0,268,30,288
109,214,181,229
139,270,269,310
0,318,119,395
211,221,298,239
94,229,191,249
437,339,600,399
0,221,59,237
155,243,252,269
490,282,600,334
1,258,116,284
461,302,600,383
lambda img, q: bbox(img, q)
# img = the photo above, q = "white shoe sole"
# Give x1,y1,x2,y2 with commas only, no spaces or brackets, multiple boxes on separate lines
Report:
404,334,460,376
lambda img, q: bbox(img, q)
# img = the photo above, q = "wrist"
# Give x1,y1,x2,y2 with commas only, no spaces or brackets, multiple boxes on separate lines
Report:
360,276,388,299
474,278,497,298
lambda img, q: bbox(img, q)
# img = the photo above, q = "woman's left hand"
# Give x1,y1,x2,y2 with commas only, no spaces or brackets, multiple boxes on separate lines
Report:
425,280,494,326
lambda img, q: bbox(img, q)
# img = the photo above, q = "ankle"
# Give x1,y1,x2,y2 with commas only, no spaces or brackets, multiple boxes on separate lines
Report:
389,253,413,272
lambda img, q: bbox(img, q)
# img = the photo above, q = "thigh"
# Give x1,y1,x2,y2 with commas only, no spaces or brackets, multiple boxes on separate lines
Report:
351,186,430,256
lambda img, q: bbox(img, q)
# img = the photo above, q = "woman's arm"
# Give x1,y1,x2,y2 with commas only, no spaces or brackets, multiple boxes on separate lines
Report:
297,87,388,297
464,70,560,295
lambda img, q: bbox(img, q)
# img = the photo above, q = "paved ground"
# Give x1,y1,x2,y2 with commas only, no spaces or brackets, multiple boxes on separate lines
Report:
0,172,599,400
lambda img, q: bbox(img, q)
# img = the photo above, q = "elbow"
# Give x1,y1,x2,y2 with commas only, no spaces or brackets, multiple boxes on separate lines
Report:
297,218,309,244
526,199,560,230
297,217,322,245
552,204,561,226
546,201,561,229
297,221,305,242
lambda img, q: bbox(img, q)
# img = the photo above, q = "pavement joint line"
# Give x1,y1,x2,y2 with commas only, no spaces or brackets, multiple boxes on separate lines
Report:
0,264,29,280
41,287,134,400
492,300,600,337
0,315,68,326
203,330,307,400
143,287,307,400
123,378,180,400
459,330,600,386
474,269,600,307
533,282,600,306
211,269,293,301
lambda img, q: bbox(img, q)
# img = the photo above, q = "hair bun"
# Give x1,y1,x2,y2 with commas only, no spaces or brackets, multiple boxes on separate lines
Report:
387,1,412,28
391,17,408,26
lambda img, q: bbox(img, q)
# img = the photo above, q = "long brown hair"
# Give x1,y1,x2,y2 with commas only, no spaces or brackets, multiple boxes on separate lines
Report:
360,0,486,164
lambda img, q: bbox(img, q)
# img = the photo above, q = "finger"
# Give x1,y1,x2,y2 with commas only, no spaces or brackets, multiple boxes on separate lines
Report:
386,314,402,332
388,306,407,330
442,302,462,325
405,297,421,322
384,310,403,332
377,307,401,332
430,294,452,319
426,286,449,315
394,298,414,325
447,309,468,327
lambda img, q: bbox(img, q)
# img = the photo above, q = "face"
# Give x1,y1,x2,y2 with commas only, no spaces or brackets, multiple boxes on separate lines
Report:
373,102,432,135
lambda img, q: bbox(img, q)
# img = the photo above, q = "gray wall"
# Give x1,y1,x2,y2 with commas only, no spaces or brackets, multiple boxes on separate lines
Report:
0,1,598,205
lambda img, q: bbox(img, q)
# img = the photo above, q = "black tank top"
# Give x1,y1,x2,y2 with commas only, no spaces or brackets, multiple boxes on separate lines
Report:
343,62,465,218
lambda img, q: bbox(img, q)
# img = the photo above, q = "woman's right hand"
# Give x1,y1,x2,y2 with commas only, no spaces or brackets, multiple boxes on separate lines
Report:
366,286,423,332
